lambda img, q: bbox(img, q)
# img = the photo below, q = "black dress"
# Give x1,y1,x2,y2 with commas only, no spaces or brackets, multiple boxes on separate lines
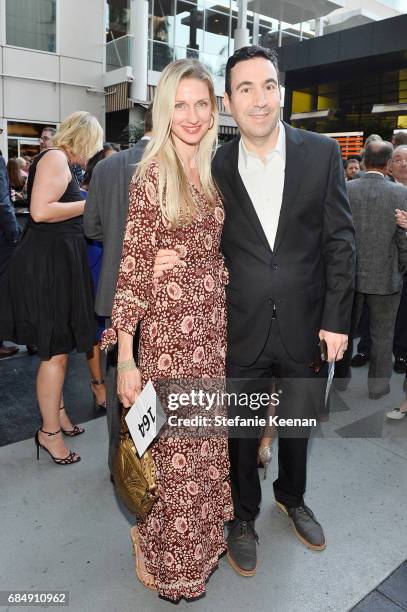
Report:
0,149,96,359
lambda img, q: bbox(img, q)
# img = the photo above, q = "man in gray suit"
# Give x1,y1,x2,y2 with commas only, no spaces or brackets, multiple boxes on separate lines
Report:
341,140,407,399
83,106,152,474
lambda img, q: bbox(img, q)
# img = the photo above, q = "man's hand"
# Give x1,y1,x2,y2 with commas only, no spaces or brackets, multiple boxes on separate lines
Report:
153,249,184,279
395,209,407,230
319,330,348,362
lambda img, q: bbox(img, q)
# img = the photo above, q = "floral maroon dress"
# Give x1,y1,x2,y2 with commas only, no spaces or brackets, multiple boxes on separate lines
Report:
103,161,233,601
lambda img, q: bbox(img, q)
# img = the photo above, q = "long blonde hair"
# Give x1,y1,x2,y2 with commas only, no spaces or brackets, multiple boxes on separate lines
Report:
137,59,219,228
54,111,104,162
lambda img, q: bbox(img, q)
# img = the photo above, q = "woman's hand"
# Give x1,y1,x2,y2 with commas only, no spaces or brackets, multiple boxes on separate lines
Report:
117,368,142,407
395,209,407,230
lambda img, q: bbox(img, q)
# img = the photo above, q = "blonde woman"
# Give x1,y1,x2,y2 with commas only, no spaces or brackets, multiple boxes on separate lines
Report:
0,111,103,465
102,59,233,601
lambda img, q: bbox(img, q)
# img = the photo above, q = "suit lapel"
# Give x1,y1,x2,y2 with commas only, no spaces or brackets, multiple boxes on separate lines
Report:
223,138,271,252
273,123,306,255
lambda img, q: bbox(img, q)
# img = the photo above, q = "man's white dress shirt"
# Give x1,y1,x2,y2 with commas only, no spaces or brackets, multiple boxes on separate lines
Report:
238,121,286,251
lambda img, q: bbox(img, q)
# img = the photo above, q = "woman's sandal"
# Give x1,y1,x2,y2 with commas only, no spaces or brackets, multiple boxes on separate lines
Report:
35,428,81,465
59,406,85,437
90,378,107,410
258,435,273,480
130,526,157,591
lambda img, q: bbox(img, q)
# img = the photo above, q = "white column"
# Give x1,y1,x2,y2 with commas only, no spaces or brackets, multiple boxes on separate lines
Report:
316,18,324,37
129,0,148,102
252,12,259,45
234,0,249,50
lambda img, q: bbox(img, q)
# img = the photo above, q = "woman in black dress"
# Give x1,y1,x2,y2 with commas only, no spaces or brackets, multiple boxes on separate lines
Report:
0,111,103,465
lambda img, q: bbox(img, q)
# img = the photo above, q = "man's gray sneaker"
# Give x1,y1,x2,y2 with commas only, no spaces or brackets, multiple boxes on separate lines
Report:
227,519,259,576
277,502,326,550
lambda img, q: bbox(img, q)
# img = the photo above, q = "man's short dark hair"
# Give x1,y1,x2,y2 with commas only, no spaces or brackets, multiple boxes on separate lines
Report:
393,132,407,147
42,126,56,137
344,158,360,169
225,45,279,97
144,103,153,134
363,141,393,169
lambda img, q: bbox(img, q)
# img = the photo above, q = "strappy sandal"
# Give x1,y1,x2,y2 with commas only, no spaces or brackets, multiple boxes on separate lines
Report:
35,428,81,465
130,526,157,591
59,406,85,437
90,378,107,410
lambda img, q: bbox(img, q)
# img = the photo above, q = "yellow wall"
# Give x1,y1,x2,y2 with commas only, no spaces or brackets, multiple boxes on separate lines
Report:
398,68,407,128
292,90,312,113
317,95,337,110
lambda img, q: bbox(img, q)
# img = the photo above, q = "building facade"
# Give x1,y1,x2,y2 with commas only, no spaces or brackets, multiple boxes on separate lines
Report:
0,1,404,158
0,0,105,160
280,14,407,146
105,0,406,147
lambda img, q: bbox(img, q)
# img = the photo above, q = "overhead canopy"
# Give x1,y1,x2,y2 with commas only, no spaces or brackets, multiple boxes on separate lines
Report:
248,0,345,24
324,8,389,34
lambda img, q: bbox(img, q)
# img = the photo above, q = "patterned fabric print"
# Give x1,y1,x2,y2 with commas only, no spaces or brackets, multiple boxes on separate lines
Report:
106,161,233,601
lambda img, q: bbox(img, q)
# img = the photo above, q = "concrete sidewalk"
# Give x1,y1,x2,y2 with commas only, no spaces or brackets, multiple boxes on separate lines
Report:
1,348,407,611
1,416,406,612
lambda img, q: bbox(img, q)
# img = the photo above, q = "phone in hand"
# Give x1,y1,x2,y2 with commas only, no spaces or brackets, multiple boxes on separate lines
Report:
319,339,328,362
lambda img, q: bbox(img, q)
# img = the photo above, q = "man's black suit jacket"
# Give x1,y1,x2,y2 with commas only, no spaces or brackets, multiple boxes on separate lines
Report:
212,122,355,366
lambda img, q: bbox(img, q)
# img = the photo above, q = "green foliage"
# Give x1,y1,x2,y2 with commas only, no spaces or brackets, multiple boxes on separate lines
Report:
126,121,145,144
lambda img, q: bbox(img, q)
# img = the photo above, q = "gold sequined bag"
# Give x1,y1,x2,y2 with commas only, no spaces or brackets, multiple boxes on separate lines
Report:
113,411,158,519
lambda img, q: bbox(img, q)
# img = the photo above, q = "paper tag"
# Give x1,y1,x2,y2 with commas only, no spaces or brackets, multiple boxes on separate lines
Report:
125,379,166,457
325,360,335,406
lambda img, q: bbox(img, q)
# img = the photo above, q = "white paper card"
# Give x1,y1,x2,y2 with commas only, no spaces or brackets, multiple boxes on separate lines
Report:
325,361,335,406
125,379,165,457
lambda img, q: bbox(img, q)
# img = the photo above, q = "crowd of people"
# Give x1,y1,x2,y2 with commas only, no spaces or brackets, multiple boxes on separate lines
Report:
338,130,407,421
0,43,405,602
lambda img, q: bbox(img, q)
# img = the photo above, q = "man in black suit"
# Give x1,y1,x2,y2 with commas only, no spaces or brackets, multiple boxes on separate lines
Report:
84,106,152,475
213,46,355,575
154,47,355,575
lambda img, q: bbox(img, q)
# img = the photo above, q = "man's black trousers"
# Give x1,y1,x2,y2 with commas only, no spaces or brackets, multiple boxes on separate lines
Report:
226,318,326,521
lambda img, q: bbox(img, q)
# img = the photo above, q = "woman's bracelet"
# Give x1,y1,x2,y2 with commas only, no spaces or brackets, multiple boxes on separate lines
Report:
117,358,137,373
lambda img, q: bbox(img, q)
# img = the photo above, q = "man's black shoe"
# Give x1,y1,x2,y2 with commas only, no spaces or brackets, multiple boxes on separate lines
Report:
351,353,369,368
369,387,390,400
227,519,258,576
276,501,326,551
394,357,407,374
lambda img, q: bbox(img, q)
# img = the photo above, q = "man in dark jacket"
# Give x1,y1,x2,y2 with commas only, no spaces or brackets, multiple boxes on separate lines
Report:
84,106,152,475
0,151,20,357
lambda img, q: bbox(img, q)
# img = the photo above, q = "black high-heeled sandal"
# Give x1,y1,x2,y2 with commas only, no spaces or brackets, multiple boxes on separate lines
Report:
59,406,85,437
35,428,81,465
90,378,107,410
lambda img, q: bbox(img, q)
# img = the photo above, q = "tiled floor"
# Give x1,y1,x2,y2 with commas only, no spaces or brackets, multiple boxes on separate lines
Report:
352,562,407,611
0,346,406,612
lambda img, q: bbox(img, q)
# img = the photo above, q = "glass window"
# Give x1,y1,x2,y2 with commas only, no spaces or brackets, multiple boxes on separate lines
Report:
7,121,56,138
152,41,174,72
6,0,56,52
152,0,175,45
175,1,204,52
199,51,227,78
204,8,229,57
106,0,130,42
174,45,199,61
